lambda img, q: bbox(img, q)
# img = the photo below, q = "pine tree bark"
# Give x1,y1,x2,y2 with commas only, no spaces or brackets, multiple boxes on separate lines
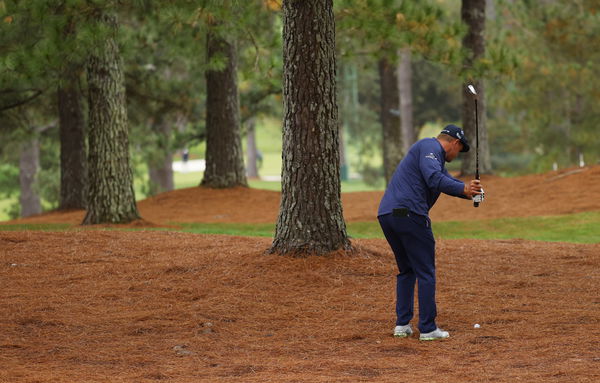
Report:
148,157,173,195
397,48,415,155
379,57,403,184
201,29,247,188
19,138,42,217
461,0,491,175
339,123,348,181
83,12,140,224
246,117,259,179
148,118,174,195
58,69,87,210
270,0,351,256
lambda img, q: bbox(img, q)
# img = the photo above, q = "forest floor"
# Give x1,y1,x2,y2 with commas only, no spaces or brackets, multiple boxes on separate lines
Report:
1,166,599,382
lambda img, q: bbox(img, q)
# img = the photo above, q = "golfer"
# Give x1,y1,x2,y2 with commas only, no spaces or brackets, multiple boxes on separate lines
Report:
378,124,483,341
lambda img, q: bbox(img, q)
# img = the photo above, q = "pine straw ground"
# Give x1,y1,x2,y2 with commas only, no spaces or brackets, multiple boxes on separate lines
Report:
1,166,600,382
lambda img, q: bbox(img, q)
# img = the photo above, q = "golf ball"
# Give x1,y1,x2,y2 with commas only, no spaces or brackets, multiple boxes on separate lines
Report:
474,324,481,328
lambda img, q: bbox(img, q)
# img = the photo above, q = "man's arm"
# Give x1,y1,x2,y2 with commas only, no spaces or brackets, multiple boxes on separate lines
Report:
419,150,465,197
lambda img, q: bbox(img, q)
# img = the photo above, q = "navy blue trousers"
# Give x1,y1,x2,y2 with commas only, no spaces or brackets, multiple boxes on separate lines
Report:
378,212,437,333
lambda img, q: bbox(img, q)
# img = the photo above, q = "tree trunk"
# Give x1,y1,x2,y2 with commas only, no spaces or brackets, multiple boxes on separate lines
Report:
397,48,416,155
19,138,42,217
339,123,348,181
83,12,140,225
379,57,403,184
461,0,492,175
201,29,247,188
246,117,260,179
148,118,174,195
148,155,173,195
270,0,350,256
57,69,87,210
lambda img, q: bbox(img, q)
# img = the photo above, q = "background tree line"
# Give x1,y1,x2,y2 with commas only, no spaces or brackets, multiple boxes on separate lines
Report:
1,1,598,241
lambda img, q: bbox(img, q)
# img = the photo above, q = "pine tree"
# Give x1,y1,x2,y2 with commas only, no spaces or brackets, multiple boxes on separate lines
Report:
201,24,247,188
57,66,87,210
378,56,402,184
460,0,491,176
83,11,140,224
56,11,87,211
270,0,351,256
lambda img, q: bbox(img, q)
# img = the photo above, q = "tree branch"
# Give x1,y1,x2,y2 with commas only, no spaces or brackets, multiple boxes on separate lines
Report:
0,89,44,112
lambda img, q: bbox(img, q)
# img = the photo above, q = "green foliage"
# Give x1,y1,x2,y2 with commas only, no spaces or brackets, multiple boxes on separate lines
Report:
0,163,18,197
1,0,598,209
335,1,467,184
336,0,464,63
488,0,600,172
38,127,60,205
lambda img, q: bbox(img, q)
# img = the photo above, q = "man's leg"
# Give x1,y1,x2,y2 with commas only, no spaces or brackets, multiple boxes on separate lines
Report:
400,217,437,334
378,215,416,326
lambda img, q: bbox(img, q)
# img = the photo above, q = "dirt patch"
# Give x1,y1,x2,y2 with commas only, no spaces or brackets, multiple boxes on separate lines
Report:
4,165,600,227
1,231,599,382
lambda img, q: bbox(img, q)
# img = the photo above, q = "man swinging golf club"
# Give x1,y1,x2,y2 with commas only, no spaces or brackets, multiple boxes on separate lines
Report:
377,121,484,341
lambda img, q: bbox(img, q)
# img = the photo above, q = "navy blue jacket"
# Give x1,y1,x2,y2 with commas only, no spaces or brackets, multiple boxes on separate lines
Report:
378,138,466,218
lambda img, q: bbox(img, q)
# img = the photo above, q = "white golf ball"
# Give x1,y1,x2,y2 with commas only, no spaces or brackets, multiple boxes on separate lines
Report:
474,324,481,328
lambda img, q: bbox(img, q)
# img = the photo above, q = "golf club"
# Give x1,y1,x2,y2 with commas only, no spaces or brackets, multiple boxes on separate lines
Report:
467,84,482,207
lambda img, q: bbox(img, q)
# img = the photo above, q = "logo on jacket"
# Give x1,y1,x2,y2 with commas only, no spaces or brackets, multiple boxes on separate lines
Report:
425,153,437,161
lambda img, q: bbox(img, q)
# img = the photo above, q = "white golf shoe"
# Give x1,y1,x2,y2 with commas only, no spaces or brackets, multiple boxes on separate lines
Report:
419,327,450,341
393,324,414,338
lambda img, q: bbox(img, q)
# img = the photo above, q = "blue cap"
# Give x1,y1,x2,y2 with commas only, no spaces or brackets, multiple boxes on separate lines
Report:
440,124,470,152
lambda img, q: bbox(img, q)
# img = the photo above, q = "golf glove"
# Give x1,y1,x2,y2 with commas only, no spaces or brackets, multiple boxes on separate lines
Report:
473,188,485,204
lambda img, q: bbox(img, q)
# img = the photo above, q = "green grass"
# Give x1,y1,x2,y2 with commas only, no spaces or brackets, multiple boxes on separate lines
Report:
345,211,600,244
178,222,276,237
3,211,598,244
432,211,600,244
0,223,71,231
173,171,202,189
172,172,383,193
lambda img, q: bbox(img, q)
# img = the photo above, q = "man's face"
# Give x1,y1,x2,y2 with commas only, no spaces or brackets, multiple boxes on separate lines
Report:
445,139,463,162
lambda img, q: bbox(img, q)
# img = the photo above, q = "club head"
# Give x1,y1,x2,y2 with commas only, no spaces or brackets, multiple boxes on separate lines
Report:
467,84,477,95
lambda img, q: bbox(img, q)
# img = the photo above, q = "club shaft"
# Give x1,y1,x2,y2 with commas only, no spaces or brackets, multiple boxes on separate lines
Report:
475,98,479,180
474,97,479,207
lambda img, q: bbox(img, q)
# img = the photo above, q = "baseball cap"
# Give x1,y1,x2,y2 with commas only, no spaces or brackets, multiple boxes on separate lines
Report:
440,124,470,152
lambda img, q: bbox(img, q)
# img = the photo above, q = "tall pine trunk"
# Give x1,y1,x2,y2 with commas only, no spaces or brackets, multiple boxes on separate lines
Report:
379,57,402,184
461,0,491,175
83,12,139,225
19,138,42,217
201,29,247,188
148,118,174,195
397,48,415,155
246,117,259,179
148,157,173,195
57,69,87,210
270,0,350,256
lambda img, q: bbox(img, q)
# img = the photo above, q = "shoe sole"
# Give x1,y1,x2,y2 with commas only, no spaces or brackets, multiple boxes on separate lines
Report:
393,333,411,338
419,336,449,341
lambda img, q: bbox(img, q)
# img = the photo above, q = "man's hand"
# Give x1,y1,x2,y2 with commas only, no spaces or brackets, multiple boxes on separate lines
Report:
463,179,483,199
